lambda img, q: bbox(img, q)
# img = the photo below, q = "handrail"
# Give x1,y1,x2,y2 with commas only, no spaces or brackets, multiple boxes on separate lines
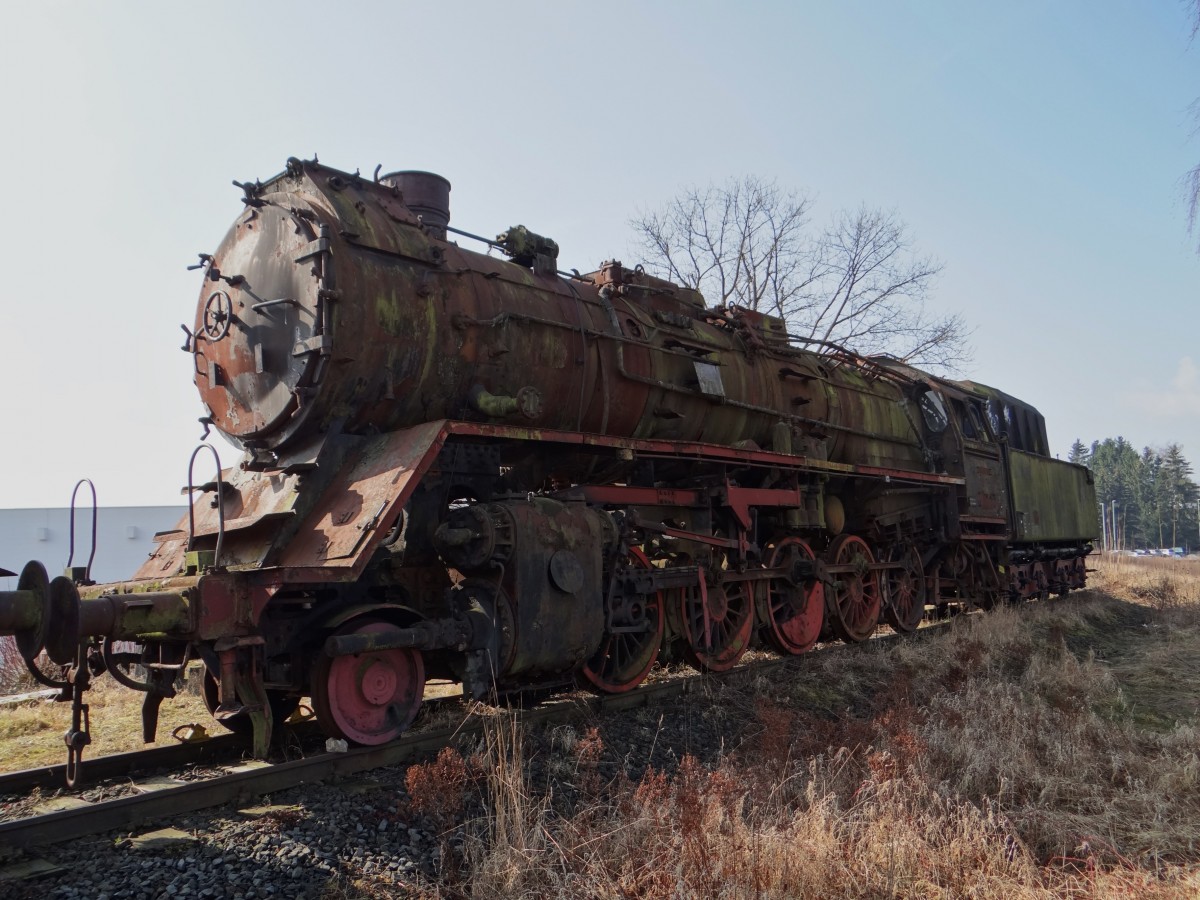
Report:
66,478,98,584
186,444,225,570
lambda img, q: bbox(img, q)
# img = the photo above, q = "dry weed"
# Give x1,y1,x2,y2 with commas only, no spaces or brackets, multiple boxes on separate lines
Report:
574,726,604,797
0,668,212,770
463,718,557,897
403,746,471,833
457,556,1200,897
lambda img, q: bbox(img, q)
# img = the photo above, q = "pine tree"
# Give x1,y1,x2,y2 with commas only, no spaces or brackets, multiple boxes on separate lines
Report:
1068,439,1090,466
1084,437,1198,552
1136,446,1163,549
1089,437,1142,550
1161,444,1197,548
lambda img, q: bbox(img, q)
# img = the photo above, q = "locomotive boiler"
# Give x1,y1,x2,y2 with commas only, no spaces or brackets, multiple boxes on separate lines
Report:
0,158,1097,780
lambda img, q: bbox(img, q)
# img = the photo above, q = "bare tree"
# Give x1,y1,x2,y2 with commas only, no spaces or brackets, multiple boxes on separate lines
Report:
801,206,967,369
631,178,970,371
630,177,815,321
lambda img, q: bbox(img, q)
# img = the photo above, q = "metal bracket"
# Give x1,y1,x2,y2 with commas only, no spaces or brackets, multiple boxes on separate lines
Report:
63,642,92,788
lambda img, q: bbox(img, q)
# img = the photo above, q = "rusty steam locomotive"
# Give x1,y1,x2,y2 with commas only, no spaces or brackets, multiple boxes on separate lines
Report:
0,158,1097,780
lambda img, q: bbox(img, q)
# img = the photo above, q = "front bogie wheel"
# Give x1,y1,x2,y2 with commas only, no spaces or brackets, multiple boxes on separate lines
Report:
311,619,425,746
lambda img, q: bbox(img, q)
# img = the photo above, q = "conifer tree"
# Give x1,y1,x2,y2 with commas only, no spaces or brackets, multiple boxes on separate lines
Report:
1084,437,1198,551
1161,444,1197,548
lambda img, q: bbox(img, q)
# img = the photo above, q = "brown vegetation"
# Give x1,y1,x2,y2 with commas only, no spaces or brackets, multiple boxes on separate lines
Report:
409,556,1200,898
4,558,1199,897
0,667,213,770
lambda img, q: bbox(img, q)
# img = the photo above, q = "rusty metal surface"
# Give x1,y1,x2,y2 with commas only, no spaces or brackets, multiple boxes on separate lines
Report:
275,421,447,570
959,442,1009,523
445,422,967,486
135,533,190,581
188,467,302,540
188,159,938,479
436,498,613,686
192,196,329,445
192,574,273,639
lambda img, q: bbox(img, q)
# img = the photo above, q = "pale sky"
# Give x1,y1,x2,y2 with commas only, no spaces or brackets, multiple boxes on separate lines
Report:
1,1,1197,509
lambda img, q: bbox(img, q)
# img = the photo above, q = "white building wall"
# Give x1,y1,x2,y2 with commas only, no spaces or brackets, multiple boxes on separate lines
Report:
0,507,187,590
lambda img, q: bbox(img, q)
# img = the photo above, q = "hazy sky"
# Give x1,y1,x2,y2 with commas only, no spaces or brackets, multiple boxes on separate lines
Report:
1,1,1197,509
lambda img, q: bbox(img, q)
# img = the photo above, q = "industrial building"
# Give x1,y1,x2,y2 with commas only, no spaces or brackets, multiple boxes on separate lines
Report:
0,507,186,590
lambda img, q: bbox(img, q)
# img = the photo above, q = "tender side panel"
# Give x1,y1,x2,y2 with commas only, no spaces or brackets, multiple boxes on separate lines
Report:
1007,450,1097,543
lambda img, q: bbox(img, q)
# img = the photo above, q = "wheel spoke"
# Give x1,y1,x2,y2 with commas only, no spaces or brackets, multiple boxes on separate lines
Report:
581,547,664,694
677,565,752,673
883,543,926,634
824,535,881,643
760,537,824,655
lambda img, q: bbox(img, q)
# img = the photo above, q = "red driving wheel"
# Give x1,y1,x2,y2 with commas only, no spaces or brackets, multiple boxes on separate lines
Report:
581,547,665,693
824,535,882,643
675,566,753,672
760,537,824,655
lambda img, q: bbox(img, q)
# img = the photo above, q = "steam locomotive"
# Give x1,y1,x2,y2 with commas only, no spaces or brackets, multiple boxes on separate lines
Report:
0,158,1097,779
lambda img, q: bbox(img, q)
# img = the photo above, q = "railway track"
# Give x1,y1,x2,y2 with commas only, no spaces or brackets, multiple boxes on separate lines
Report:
0,622,949,851
0,730,289,795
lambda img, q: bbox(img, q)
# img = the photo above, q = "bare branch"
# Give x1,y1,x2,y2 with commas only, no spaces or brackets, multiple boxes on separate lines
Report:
631,181,969,372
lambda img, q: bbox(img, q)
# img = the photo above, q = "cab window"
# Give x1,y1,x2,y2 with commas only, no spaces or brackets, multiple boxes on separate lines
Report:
967,402,988,440
951,399,978,439
918,390,948,433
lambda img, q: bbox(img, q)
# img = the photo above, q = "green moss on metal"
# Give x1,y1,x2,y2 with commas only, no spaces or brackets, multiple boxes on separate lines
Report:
1009,450,1098,541
122,599,190,637
376,289,404,335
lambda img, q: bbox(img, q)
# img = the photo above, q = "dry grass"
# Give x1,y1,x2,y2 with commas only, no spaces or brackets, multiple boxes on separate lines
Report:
441,556,1200,898
0,667,212,771
6,557,1200,897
